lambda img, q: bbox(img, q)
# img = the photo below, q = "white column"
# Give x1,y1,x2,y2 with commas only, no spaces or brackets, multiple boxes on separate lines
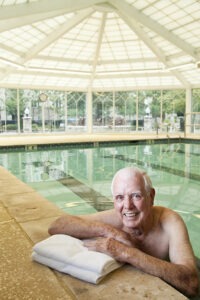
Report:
65,92,68,132
87,89,93,134
42,103,45,132
185,88,192,136
17,89,21,133
112,90,115,130
136,90,139,131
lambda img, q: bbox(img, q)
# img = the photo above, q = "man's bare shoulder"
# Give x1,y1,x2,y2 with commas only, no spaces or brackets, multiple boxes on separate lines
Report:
153,206,186,231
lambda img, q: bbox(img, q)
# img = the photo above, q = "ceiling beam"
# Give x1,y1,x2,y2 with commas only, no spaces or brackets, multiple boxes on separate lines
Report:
0,43,21,57
0,11,66,33
36,55,159,65
89,12,107,88
0,0,104,32
0,8,94,80
108,0,199,61
21,8,94,63
0,67,173,79
109,0,191,87
0,0,103,20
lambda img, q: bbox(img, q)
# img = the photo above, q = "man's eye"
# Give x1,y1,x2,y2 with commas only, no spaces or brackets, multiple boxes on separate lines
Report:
116,195,123,202
131,193,142,200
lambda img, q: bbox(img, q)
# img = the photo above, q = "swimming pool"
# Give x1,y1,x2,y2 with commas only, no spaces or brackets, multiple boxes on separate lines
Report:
0,140,199,259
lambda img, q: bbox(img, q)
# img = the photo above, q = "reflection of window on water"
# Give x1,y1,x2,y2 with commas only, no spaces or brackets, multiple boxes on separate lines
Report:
41,160,67,181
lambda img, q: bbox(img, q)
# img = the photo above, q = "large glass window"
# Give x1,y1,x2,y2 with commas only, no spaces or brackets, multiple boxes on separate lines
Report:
20,89,37,133
191,89,200,133
2,89,18,133
192,89,200,112
0,87,191,135
115,91,137,132
162,90,185,132
92,92,113,132
0,88,6,133
93,91,137,132
66,92,86,132
46,90,65,132
138,90,162,132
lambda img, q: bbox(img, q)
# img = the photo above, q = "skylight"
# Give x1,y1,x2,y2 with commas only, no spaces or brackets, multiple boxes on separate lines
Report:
0,0,200,90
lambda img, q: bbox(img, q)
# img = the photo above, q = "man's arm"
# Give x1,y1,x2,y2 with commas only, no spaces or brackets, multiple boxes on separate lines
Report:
83,212,199,297
48,211,132,246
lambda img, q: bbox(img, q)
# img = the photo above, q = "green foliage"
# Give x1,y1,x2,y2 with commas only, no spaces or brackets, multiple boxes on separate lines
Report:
32,124,39,131
5,89,18,120
163,90,185,116
192,89,200,112
5,124,17,131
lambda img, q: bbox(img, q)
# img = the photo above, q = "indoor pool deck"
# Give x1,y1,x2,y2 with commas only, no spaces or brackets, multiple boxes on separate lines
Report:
0,131,200,151
0,132,188,148
0,166,190,300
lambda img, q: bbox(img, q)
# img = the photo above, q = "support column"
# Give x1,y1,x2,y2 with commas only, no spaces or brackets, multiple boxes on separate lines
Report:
87,89,93,134
136,90,139,131
185,88,192,136
64,92,68,132
42,103,45,132
17,89,21,133
112,90,115,131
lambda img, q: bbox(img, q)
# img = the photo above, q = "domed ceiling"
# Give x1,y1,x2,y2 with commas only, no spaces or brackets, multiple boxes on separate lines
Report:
0,0,200,91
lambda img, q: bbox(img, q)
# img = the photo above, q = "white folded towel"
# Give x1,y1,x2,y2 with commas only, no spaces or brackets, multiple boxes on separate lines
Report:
32,234,122,284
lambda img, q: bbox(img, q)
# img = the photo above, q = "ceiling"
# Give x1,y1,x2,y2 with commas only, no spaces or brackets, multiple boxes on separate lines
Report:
0,0,200,91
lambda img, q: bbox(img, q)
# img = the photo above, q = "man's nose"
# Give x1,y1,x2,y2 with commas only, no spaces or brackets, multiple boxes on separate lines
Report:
124,195,134,208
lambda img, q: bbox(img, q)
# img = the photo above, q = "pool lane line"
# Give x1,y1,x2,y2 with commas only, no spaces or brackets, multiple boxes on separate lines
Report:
109,154,200,182
58,175,113,211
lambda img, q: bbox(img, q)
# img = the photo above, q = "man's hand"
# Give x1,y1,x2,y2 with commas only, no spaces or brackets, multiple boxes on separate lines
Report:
103,226,134,247
83,237,131,262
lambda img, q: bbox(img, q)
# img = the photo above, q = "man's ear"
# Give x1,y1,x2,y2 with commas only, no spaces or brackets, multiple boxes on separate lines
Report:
150,188,155,205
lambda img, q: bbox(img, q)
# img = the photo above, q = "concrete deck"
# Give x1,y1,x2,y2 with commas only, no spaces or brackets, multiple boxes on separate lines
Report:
0,132,187,147
0,165,190,300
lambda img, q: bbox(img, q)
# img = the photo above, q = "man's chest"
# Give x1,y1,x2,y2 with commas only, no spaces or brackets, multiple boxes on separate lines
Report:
138,230,169,260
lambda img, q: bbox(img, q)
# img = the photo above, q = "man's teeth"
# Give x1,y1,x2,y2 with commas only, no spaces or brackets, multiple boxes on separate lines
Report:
124,212,138,217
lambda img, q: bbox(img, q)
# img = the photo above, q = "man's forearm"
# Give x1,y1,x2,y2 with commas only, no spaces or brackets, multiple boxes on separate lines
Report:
109,239,199,298
48,214,131,245
49,215,107,238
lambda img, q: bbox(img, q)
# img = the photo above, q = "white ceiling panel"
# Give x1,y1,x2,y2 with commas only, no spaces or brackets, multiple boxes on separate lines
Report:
0,0,200,90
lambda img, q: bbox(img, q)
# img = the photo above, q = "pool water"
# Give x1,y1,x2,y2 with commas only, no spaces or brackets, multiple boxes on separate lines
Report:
0,141,199,259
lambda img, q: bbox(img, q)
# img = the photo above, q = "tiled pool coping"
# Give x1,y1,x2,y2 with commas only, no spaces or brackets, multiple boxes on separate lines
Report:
0,131,199,153
0,165,190,300
0,132,187,149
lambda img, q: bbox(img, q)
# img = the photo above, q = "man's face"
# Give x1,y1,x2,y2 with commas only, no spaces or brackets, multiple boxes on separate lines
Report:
113,172,152,229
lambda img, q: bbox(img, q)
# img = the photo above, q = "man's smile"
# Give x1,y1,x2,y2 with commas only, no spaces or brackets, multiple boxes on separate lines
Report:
123,211,139,217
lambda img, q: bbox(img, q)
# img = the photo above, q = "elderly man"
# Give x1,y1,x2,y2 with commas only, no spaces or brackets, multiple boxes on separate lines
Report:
49,167,199,297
